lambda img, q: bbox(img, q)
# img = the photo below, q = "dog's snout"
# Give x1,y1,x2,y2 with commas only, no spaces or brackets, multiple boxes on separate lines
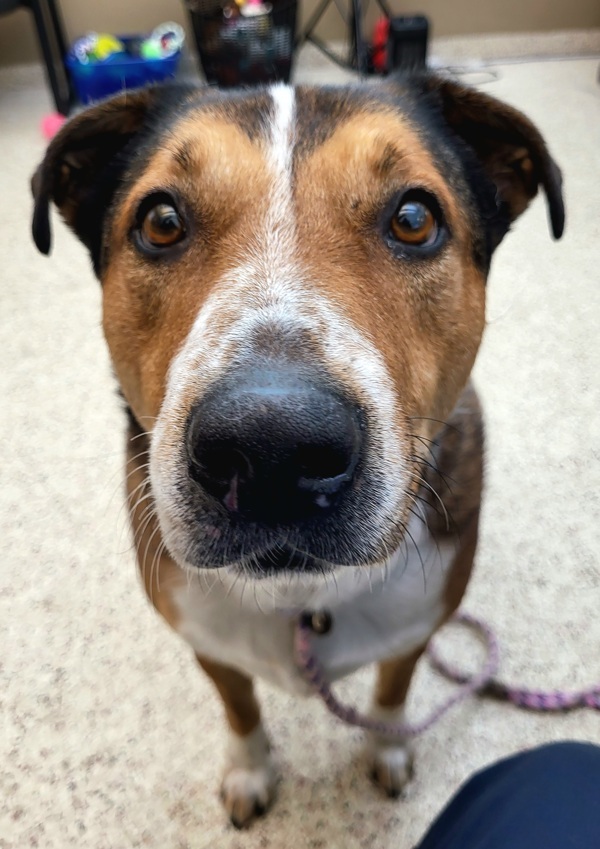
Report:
186,366,363,524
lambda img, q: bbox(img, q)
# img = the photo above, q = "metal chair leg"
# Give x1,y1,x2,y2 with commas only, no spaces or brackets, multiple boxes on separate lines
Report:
26,0,74,115
44,0,70,60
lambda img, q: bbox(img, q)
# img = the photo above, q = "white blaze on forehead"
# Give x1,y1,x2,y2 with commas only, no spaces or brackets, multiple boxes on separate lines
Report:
268,84,295,174
257,84,297,297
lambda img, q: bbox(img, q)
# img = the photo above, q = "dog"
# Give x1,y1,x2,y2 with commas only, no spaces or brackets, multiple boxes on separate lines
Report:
31,74,564,828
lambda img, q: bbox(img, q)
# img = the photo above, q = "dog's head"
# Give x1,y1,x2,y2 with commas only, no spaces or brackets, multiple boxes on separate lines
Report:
32,77,563,578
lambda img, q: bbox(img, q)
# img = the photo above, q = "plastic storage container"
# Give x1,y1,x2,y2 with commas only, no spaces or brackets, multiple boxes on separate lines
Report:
66,36,182,104
186,0,297,87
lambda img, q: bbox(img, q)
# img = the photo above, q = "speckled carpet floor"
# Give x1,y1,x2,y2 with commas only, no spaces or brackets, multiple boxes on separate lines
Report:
1,34,599,849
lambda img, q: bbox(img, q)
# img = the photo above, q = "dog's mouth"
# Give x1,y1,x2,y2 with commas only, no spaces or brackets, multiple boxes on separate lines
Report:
232,545,333,579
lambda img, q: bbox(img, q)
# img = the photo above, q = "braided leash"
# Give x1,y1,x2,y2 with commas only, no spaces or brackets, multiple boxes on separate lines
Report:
294,610,600,738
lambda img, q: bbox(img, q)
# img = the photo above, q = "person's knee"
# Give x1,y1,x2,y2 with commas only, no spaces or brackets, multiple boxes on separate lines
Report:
415,742,600,849
520,740,600,773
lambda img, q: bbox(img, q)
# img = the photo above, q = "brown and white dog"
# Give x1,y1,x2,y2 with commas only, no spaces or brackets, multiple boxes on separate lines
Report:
32,75,563,828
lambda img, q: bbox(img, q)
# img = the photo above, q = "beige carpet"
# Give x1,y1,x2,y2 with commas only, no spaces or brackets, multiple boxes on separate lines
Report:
1,38,599,849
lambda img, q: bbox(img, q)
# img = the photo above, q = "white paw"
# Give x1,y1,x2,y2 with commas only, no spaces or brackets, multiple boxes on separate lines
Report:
221,725,277,828
365,706,414,798
368,742,413,798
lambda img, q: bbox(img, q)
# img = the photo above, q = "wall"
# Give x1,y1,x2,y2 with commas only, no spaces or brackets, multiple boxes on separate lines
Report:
1,0,599,66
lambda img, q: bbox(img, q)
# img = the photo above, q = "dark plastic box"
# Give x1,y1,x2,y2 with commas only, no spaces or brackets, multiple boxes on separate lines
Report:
66,36,181,104
186,0,297,87
387,15,429,72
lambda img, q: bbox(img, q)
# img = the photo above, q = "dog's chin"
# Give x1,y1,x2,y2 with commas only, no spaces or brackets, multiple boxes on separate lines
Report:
230,546,336,580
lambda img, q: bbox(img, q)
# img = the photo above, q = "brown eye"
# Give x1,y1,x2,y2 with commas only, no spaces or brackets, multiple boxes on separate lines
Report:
390,199,437,246
141,203,185,248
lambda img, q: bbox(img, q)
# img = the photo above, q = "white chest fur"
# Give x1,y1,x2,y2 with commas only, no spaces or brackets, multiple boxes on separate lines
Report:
172,517,456,695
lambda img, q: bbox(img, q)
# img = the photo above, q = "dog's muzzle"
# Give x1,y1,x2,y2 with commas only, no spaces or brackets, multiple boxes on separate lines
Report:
185,363,364,527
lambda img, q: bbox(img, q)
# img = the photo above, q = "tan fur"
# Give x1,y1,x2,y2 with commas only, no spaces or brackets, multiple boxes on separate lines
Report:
103,112,276,426
376,646,426,710
293,113,486,439
195,655,261,737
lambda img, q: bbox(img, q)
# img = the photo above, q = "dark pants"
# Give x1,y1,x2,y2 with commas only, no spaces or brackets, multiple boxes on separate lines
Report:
416,741,600,849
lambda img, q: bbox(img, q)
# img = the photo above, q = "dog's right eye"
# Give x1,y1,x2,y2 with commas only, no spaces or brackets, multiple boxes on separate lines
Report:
133,194,187,254
140,203,185,248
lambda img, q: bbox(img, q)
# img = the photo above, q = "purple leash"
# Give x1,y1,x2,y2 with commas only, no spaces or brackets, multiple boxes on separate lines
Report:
294,610,600,738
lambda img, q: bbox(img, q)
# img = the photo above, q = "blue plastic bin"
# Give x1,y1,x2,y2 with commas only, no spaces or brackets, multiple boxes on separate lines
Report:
66,36,181,104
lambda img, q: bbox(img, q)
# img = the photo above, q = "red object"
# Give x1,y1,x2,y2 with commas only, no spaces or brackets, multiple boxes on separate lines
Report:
41,112,67,140
372,17,389,73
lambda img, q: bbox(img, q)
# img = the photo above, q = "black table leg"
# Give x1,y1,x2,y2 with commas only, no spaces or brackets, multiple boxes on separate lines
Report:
27,0,74,115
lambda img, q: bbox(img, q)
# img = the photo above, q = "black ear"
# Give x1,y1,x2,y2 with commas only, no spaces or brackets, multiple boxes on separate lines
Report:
424,75,565,241
32,87,165,274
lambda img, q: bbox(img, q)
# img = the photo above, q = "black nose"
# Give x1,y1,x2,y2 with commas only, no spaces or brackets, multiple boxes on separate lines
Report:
186,365,363,524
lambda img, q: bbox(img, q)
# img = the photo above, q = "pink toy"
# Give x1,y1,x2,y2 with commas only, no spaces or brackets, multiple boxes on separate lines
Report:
41,113,67,140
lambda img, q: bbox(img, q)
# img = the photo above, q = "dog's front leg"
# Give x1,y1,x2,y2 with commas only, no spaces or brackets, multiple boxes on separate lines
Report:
196,655,277,828
366,647,425,797
367,501,481,798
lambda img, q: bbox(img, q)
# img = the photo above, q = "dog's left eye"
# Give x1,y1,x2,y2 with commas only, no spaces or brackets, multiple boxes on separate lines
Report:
390,198,438,247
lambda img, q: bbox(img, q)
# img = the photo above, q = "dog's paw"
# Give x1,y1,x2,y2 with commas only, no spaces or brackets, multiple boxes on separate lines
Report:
221,763,276,828
365,705,414,798
221,725,277,829
368,741,414,798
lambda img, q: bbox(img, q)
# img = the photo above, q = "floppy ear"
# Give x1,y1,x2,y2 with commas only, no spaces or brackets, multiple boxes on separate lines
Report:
425,75,565,241
31,88,162,274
